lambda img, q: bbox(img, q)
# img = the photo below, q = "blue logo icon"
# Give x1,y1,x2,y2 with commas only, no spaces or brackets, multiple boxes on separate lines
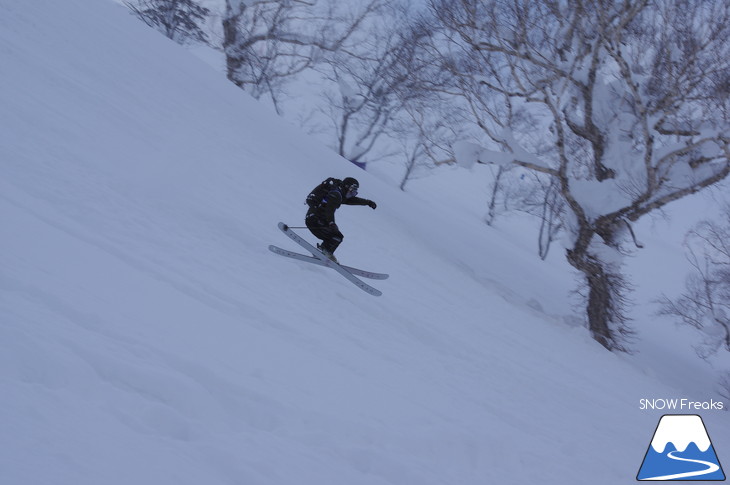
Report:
637,414,725,481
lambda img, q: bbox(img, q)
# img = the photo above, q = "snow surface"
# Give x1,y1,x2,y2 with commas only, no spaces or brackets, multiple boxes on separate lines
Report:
1,0,728,484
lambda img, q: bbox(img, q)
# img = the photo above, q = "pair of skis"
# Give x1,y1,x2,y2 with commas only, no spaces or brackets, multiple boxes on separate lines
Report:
269,222,388,296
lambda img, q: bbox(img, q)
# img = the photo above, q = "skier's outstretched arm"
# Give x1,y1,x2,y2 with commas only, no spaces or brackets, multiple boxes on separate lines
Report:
343,196,376,209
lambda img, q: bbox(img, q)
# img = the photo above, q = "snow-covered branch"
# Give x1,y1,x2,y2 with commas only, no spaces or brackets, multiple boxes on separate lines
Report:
431,0,730,352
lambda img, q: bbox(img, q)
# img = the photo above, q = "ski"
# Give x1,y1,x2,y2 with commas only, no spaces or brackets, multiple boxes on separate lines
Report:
274,222,385,296
268,245,389,280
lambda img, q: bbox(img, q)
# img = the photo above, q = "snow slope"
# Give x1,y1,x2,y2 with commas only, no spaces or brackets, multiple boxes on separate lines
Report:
1,0,727,484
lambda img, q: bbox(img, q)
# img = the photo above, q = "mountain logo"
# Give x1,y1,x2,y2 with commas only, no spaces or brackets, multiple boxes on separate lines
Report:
637,414,725,481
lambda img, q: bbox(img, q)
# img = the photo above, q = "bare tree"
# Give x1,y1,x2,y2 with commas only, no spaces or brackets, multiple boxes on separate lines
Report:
659,204,730,401
125,0,210,45
388,11,466,191
432,0,730,351
316,8,435,167
222,0,381,112
513,174,566,260
482,165,506,225
659,205,730,358
397,101,461,190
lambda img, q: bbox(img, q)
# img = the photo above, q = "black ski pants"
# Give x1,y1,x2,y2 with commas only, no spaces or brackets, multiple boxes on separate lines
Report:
305,216,343,253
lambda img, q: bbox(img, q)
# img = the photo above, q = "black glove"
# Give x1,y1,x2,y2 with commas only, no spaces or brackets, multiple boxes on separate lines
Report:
367,200,377,209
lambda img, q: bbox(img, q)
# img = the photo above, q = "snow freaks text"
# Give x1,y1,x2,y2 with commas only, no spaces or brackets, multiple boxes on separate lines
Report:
639,399,724,411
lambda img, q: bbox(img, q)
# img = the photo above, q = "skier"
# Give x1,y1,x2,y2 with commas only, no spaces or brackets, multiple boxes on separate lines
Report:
305,177,376,262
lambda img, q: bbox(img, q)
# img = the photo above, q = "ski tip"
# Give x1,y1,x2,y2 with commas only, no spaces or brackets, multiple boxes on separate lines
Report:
279,222,289,231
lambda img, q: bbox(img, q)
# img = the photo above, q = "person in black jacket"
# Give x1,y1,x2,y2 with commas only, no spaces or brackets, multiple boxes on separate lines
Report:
305,177,376,262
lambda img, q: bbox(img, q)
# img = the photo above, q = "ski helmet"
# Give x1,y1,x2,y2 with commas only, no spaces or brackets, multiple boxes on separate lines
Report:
342,177,359,198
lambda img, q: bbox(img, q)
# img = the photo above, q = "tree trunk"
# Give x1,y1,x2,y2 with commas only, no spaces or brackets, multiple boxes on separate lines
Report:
566,226,631,352
484,165,504,226
222,2,243,88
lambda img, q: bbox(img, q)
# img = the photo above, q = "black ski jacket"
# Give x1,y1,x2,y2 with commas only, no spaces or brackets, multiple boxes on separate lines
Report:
306,186,372,225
